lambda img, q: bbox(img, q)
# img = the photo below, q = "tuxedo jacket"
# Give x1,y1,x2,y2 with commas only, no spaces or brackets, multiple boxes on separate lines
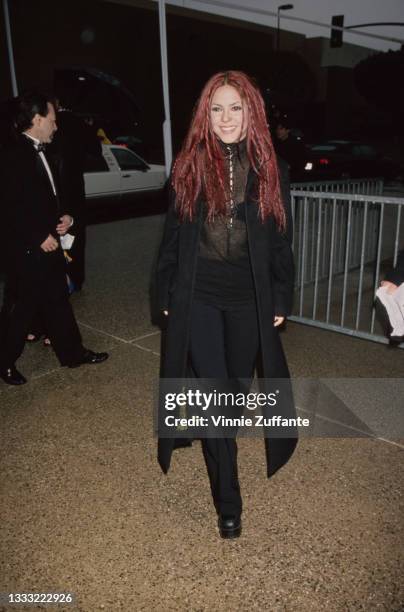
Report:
0,135,69,264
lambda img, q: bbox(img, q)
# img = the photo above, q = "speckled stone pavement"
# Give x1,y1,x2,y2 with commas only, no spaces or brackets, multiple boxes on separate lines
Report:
1,216,403,612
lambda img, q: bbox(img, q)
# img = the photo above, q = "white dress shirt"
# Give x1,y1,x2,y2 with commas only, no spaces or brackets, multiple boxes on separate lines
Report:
23,132,57,195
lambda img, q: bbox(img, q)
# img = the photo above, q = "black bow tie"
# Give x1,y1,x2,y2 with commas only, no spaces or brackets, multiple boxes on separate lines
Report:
23,135,46,153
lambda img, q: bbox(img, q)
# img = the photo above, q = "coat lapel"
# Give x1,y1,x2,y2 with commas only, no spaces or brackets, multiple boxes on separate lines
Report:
21,136,58,203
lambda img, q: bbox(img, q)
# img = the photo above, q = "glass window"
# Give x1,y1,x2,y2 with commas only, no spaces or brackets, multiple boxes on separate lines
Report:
310,145,337,152
111,147,148,171
84,153,109,173
355,145,377,159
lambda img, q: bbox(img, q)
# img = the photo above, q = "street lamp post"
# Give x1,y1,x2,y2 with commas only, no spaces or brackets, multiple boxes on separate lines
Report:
3,0,18,96
276,4,294,52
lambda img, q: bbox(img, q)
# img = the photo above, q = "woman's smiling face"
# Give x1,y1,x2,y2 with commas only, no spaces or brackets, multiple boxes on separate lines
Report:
210,85,248,144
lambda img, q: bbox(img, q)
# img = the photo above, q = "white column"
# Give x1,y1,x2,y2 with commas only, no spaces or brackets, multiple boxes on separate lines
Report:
158,0,173,177
3,0,18,96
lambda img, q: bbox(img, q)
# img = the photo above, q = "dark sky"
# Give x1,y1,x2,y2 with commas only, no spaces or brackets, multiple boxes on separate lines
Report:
1,0,392,155
1,0,281,156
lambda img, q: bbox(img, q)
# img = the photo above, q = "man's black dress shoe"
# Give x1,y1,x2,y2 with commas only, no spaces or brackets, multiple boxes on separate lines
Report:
0,366,27,386
68,349,109,368
218,515,242,539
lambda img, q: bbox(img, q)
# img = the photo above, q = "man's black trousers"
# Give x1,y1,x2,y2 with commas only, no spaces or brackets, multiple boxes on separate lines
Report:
0,248,84,368
189,299,260,518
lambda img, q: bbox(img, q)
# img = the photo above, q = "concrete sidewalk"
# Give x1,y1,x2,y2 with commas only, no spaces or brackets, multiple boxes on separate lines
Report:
1,216,403,611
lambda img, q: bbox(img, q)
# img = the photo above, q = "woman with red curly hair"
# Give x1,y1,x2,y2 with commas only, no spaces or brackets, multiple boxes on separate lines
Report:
156,71,297,539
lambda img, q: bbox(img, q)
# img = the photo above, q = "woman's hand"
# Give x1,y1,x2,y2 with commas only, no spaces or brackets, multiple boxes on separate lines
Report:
274,316,285,327
380,280,398,294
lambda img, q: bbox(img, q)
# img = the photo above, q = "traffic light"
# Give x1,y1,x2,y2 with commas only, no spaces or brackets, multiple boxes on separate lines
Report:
330,15,344,48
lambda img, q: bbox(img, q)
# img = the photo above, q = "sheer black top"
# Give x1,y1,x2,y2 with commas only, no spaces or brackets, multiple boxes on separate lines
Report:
194,139,255,307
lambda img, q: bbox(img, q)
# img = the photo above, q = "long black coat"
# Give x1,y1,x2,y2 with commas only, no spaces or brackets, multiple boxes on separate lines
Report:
156,162,297,477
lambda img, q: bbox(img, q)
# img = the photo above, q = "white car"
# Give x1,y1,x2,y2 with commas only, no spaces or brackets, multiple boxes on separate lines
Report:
84,144,166,203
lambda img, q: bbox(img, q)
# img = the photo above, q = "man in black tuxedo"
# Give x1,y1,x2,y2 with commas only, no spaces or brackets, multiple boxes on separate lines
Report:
0,91,108,385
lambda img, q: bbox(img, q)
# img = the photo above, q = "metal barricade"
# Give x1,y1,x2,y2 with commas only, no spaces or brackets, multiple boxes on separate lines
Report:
292,177,384,196
289,190,404,346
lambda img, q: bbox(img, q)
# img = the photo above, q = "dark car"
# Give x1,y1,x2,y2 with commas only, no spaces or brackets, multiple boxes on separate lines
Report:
300,140,402,182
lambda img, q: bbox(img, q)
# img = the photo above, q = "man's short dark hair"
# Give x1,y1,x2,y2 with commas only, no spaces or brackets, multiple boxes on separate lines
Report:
12,91,53,132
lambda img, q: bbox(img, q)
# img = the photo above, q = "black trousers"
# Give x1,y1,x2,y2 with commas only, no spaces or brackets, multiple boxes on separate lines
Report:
189,299,260,517
0,249,84,369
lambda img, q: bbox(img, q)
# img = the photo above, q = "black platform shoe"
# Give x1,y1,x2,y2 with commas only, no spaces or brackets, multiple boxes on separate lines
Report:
218,515,242,539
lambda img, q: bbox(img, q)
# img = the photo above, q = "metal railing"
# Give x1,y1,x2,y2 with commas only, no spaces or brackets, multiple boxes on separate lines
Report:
289,189,404,346
291,177,384,196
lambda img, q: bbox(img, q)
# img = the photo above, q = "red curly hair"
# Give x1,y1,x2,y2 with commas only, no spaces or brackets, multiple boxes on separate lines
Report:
171,70,285,229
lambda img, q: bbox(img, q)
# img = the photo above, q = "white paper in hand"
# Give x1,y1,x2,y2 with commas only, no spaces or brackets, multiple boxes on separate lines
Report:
60,233,75,250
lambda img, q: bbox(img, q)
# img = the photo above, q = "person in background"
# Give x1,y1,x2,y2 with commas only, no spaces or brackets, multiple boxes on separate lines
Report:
47,101,102,291
382,251,404,291
274,114,306,181
96,126,112,144
376,251,404,342
0,91,108,385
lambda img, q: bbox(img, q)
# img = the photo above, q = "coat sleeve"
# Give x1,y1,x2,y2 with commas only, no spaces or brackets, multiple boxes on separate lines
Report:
271,160,295,317
155,184,181,312
1,149,50,251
